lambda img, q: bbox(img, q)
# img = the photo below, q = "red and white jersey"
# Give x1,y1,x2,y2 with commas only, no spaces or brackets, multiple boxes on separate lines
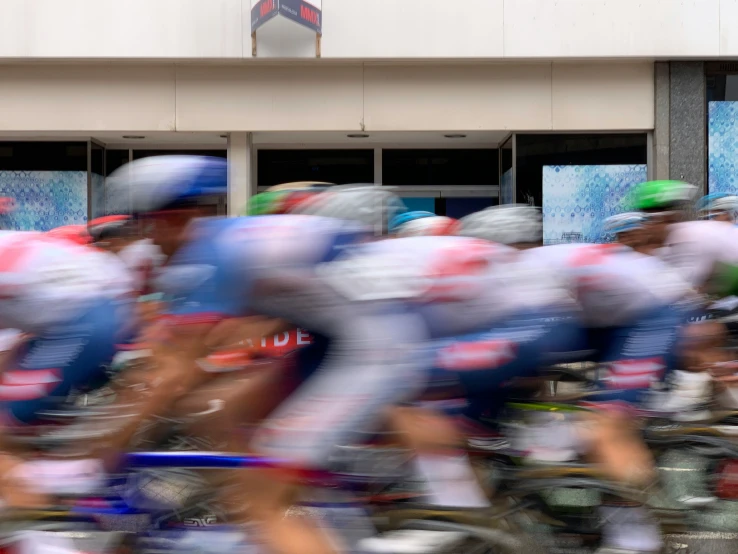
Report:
118,239,164,295
320,236,568,336
0,232,134,332
522,243,691,327
659,220,738,289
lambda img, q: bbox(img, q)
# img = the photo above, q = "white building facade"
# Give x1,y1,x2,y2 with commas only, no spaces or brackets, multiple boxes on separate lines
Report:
0,0,730,235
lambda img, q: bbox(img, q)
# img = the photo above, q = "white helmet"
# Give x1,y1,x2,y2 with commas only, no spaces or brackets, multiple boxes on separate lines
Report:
459,204,542,245
696,193,738,221
290,184,406,229
603,212,645,235
106,155,227,215
395,216,460,238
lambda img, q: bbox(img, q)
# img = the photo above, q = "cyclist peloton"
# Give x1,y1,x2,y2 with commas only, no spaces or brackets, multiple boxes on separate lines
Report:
104,158,592,554
106,159,434,554
460,204,695,554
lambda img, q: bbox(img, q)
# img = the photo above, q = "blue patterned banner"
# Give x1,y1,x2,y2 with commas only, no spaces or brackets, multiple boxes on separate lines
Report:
709,101,738,195
0,171,87,231
91,173,105,218
542,164,647,244
500,168,513,204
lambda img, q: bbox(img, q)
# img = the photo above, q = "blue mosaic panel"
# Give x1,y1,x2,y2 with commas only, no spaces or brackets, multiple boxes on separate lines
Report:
0,171,87,231
91,173,106,218
500,168,513,204
709,101,738,195
542,164,647,245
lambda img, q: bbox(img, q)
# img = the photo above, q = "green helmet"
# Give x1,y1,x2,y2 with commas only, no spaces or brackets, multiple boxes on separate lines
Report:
631,180,697,211
242,191,286,216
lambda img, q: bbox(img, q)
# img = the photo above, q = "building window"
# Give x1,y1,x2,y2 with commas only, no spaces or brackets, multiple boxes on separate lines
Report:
105,150,130,177
515,134,647,207
383,149,498,186
0,142,87,171
258,150,374,188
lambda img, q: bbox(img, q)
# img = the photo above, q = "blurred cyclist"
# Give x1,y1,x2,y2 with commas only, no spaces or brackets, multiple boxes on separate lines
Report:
603,212,648,253
46,224,92,246
0,231,135,506
388,211,459,238
108,161,420,554
696,192,738,223
462,205,694,554
633,180,738,294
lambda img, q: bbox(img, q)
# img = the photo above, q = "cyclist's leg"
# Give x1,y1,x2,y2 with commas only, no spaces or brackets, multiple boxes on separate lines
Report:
246,307,428,554
579,306,682,554
395,310,560,506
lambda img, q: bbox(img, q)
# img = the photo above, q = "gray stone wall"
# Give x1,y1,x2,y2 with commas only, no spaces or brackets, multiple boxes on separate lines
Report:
655,61,707,193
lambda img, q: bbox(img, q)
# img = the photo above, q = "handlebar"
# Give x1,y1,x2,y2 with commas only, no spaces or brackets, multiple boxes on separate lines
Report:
122,451,289,470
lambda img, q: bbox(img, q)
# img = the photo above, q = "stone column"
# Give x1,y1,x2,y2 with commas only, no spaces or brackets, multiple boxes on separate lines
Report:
227,132,254,216
668,62,707,193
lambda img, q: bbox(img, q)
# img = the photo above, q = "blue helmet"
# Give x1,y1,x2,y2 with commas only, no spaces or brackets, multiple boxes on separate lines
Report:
106,156,227,214
603,212,645,235
388,211,436,234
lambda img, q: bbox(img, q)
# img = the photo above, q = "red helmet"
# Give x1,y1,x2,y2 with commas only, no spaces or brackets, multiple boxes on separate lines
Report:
47,225,92,246
88,215,132,242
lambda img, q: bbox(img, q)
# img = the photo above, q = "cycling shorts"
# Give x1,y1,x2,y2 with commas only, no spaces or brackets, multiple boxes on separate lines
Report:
584,303,683,407
423,308,567,422
0,298,134,425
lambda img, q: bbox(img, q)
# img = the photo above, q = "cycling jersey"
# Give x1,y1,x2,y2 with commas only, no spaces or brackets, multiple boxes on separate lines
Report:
0,232,135,424
522,244,691,327
0,232,134,334
157,215,369,329
659,220,738,289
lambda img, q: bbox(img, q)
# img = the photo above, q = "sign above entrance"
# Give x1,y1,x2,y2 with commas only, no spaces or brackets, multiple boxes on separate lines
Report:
251,0,322,34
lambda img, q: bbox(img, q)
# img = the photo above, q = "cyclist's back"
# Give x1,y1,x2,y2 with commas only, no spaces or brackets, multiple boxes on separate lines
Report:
525,243,690,327
0,231,134,424
660,219,738,289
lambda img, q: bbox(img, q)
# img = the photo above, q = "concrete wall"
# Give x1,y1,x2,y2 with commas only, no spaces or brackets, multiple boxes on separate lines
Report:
0,0,733,60
0,62,654,132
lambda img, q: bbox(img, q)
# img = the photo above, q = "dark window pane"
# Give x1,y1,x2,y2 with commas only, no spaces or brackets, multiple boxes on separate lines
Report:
707,74,738,102
258,150,374,188
133,149,227,160
515,134,647,207
105,150,129,176
91,143,104,175
445,197,497,219
0,142,87,171
383,149,498,186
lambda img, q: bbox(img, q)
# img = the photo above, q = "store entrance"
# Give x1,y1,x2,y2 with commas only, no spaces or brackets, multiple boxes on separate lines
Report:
255,147,500,218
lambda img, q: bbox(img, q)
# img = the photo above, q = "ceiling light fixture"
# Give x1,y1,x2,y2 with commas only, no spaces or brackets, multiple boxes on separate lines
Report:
347,133,370,138
122,135,146,140
444,134,467,139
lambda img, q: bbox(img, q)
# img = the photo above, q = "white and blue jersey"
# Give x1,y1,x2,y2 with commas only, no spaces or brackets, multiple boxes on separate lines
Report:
157,215,370,330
